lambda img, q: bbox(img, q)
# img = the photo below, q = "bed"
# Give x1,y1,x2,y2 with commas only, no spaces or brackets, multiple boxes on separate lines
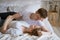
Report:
0,5,60,40
0,21,59,40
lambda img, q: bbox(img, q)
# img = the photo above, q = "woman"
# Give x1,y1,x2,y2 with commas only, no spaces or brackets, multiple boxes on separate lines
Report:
0,15,49,36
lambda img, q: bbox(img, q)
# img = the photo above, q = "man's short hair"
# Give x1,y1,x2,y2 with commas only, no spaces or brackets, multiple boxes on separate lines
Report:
37,8,47,18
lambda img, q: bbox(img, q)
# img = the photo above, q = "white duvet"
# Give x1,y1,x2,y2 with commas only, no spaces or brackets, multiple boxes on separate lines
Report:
0,32,60,40
0,21,60,40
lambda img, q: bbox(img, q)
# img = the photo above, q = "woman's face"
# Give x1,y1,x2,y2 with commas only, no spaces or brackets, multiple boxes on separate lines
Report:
30,12,41,20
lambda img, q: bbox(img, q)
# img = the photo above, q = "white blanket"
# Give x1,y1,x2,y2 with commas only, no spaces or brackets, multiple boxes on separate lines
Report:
0,32,60,40
0,21,59,40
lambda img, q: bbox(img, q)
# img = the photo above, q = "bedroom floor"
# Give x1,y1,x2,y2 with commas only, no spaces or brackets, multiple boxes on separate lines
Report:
53,26,60,37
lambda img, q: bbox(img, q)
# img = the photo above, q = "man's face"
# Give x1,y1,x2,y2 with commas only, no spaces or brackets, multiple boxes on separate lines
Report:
30,13,41,20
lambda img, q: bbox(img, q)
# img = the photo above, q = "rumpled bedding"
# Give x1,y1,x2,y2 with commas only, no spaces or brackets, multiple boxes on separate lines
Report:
0,32,60,40
0,21,60,40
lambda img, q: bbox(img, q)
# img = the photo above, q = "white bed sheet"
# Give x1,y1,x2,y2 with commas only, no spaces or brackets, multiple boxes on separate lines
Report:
0,32,60,40
0,21,59,40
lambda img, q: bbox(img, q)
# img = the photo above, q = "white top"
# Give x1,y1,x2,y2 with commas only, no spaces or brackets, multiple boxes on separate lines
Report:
21,13,44,27
37,20,46,27
19,10,43,26
19,4,41,24
20,11,31,22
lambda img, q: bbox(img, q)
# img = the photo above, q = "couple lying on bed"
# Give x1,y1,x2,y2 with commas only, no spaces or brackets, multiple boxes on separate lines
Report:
0,8,53,36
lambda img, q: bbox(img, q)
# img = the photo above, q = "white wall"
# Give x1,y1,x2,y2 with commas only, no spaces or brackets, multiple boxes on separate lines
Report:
0,0,60,13
0,0,42,12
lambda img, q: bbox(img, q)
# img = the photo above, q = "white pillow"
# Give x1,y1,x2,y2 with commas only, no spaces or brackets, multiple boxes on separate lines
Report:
25,4,41,13
20,4,41,14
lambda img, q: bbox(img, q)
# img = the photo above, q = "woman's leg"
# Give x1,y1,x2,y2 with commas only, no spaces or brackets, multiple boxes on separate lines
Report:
0,15,13,33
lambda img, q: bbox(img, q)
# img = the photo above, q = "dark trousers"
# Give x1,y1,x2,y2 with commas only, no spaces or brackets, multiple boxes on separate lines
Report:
0,12,16,27
0,19,5,27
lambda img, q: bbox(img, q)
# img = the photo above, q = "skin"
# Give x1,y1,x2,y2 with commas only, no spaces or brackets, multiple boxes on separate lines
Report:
30,13,40,21
0,15,13,33
30,12,43,21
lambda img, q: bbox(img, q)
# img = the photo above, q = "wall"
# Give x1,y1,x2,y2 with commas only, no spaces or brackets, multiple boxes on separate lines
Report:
0,0,60,12
0,0,53,12
0,0,60,26
0,0,42,13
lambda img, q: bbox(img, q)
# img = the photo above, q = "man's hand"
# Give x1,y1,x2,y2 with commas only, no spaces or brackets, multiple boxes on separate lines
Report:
30,25,41,30
22,26,29,33
22,25,33,33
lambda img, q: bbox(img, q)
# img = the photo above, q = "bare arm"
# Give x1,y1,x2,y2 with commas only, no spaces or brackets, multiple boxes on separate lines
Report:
0,15,13,33
12,12,22,20
41,26,49,32
0,12,22,33
29,25,49,32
